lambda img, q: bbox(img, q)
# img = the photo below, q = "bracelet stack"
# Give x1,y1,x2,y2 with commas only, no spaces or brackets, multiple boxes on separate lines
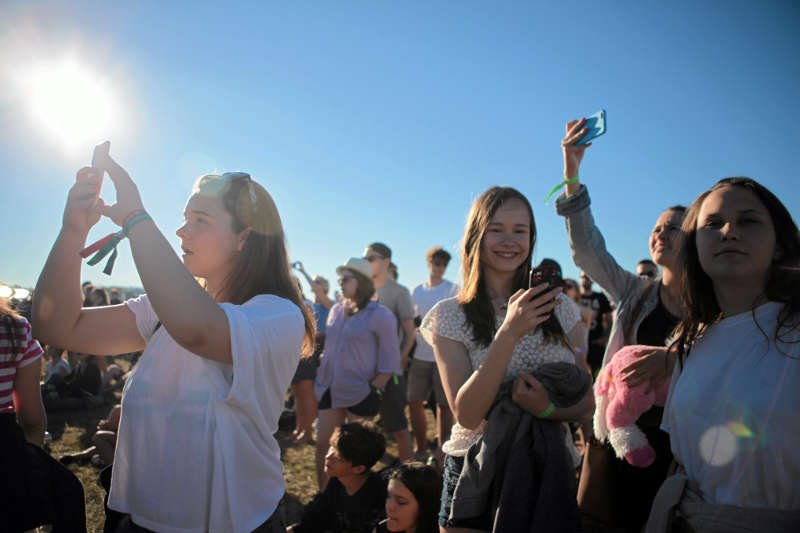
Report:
79,209,151,275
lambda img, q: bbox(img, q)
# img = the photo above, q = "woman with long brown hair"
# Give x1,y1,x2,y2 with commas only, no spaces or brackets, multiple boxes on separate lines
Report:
422,186,593,531
313,258,401,489
647,177,800,532
556,118,686,531
33,142,315,533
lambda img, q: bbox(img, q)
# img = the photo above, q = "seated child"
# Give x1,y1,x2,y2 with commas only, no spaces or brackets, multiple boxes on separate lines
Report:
289,422,387,533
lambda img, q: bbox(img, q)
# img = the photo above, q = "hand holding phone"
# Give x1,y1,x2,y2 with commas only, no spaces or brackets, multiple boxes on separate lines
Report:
575,109,606,146
500,284,562,340
530,266,562,289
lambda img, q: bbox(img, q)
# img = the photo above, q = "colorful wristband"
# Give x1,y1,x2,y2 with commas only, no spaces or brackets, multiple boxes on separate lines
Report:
79,211,151,276
543,173,580,205
535,402,556,418
123,212,151,236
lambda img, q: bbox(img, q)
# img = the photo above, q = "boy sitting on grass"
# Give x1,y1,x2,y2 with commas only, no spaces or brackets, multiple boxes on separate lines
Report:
289,422,387,533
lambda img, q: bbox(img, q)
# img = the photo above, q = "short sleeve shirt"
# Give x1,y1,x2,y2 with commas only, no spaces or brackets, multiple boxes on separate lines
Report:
421,293,580,380
412,280,459,363
376,279,415,344
580,291,612,342
111,293,304,533
421,293,580,455
662,302,800,509
0,317,43,413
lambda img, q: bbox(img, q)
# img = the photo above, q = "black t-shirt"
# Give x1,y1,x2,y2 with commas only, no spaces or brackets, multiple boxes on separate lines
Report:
636,292,679,347
580,291,612,342
293,472,387,533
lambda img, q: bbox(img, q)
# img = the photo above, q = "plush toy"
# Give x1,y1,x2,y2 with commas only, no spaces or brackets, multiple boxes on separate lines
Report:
593,344,671,468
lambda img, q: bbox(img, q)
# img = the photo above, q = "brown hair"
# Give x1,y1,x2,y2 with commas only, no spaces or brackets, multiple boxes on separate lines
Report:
345,269,376,315
194,174,316,355
674,177,800,361
426,246,452,265
458,186,568,347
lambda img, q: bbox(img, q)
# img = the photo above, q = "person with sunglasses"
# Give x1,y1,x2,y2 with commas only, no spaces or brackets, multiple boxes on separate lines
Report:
32,143,315,533
313,258,401,489
363,242,415,464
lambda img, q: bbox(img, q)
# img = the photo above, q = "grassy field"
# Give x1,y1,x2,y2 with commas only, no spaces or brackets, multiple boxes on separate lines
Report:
46,381,417,532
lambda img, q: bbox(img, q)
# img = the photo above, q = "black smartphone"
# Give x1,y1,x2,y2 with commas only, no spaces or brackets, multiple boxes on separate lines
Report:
529,266,561,289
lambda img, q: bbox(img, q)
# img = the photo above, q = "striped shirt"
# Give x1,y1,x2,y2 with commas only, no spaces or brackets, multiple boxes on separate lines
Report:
1,316,43,413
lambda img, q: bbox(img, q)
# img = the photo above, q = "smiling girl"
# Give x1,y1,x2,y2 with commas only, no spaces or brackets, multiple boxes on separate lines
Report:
33,143,315,533
647,177,800,531
422,186,593,531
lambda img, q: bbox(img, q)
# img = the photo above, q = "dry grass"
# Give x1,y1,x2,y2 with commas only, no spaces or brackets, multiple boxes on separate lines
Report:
46,368,423,532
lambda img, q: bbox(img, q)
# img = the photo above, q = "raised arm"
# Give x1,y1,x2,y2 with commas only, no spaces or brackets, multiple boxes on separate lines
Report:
93,143,234,364
32,166,145,355
556,118,640,303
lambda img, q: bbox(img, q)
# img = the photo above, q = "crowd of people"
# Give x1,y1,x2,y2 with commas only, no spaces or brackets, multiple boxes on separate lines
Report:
0,118,797,533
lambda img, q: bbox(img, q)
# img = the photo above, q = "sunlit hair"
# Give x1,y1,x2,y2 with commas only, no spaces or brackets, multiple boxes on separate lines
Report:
193,173,316,355
459,186,567,347
388,462,442,533
426,246,451,265
674,177,800,360
345,269,375,315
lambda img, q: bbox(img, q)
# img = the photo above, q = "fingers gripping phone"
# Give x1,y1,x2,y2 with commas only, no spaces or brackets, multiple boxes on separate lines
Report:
575,109,606,146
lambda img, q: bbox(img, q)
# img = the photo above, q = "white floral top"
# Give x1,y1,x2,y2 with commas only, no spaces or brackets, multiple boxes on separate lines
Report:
420,293,581,455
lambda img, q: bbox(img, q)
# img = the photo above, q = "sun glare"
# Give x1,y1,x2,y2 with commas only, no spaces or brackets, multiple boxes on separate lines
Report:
22,59,116,153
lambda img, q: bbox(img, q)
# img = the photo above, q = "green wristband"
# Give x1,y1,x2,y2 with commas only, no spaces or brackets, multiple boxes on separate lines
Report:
543,172,580,205
536,402,556,418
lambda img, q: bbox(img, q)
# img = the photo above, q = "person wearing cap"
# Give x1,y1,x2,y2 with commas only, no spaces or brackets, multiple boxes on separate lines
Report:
313,257,402,489
363,242,416,464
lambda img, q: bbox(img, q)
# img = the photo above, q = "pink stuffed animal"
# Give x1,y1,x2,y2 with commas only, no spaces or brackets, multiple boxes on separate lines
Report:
593,345,671,468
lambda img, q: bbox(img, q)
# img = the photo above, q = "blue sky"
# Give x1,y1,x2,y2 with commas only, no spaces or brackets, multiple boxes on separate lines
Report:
1,1,798,296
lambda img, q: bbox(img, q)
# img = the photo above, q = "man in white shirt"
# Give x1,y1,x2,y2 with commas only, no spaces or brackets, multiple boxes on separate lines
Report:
409,247,458,460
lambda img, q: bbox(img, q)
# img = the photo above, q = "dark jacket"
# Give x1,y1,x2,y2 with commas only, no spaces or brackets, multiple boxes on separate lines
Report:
449,362,591,532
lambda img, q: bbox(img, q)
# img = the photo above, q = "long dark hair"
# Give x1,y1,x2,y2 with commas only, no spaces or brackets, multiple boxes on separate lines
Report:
674,177,800,359
458,186,567,347
345,269,376,316
389,462,442,533
195,174,316,355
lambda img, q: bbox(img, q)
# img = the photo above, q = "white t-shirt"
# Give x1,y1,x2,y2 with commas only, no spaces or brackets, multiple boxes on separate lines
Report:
421,293,581,455
412,279,459,362
662,302,800,510
110,294,304,533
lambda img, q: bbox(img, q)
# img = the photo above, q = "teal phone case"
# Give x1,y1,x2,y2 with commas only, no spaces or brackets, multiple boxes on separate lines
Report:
576,109,606,146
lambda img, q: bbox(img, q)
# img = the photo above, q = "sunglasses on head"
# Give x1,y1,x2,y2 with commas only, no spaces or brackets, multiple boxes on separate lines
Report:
220,171,251,183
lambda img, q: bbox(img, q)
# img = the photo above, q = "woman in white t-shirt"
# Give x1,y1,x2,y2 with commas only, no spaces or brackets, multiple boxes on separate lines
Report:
647,177,800,531
33,142,315,533
421,186,594,531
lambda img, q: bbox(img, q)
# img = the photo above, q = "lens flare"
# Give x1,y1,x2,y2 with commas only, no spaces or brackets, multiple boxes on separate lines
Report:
20,58,115,153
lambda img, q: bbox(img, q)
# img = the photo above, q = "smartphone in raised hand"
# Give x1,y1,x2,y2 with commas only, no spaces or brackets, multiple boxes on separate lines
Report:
575,109,606,146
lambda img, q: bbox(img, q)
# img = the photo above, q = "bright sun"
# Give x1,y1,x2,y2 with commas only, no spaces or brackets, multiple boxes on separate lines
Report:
23,59,116,153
